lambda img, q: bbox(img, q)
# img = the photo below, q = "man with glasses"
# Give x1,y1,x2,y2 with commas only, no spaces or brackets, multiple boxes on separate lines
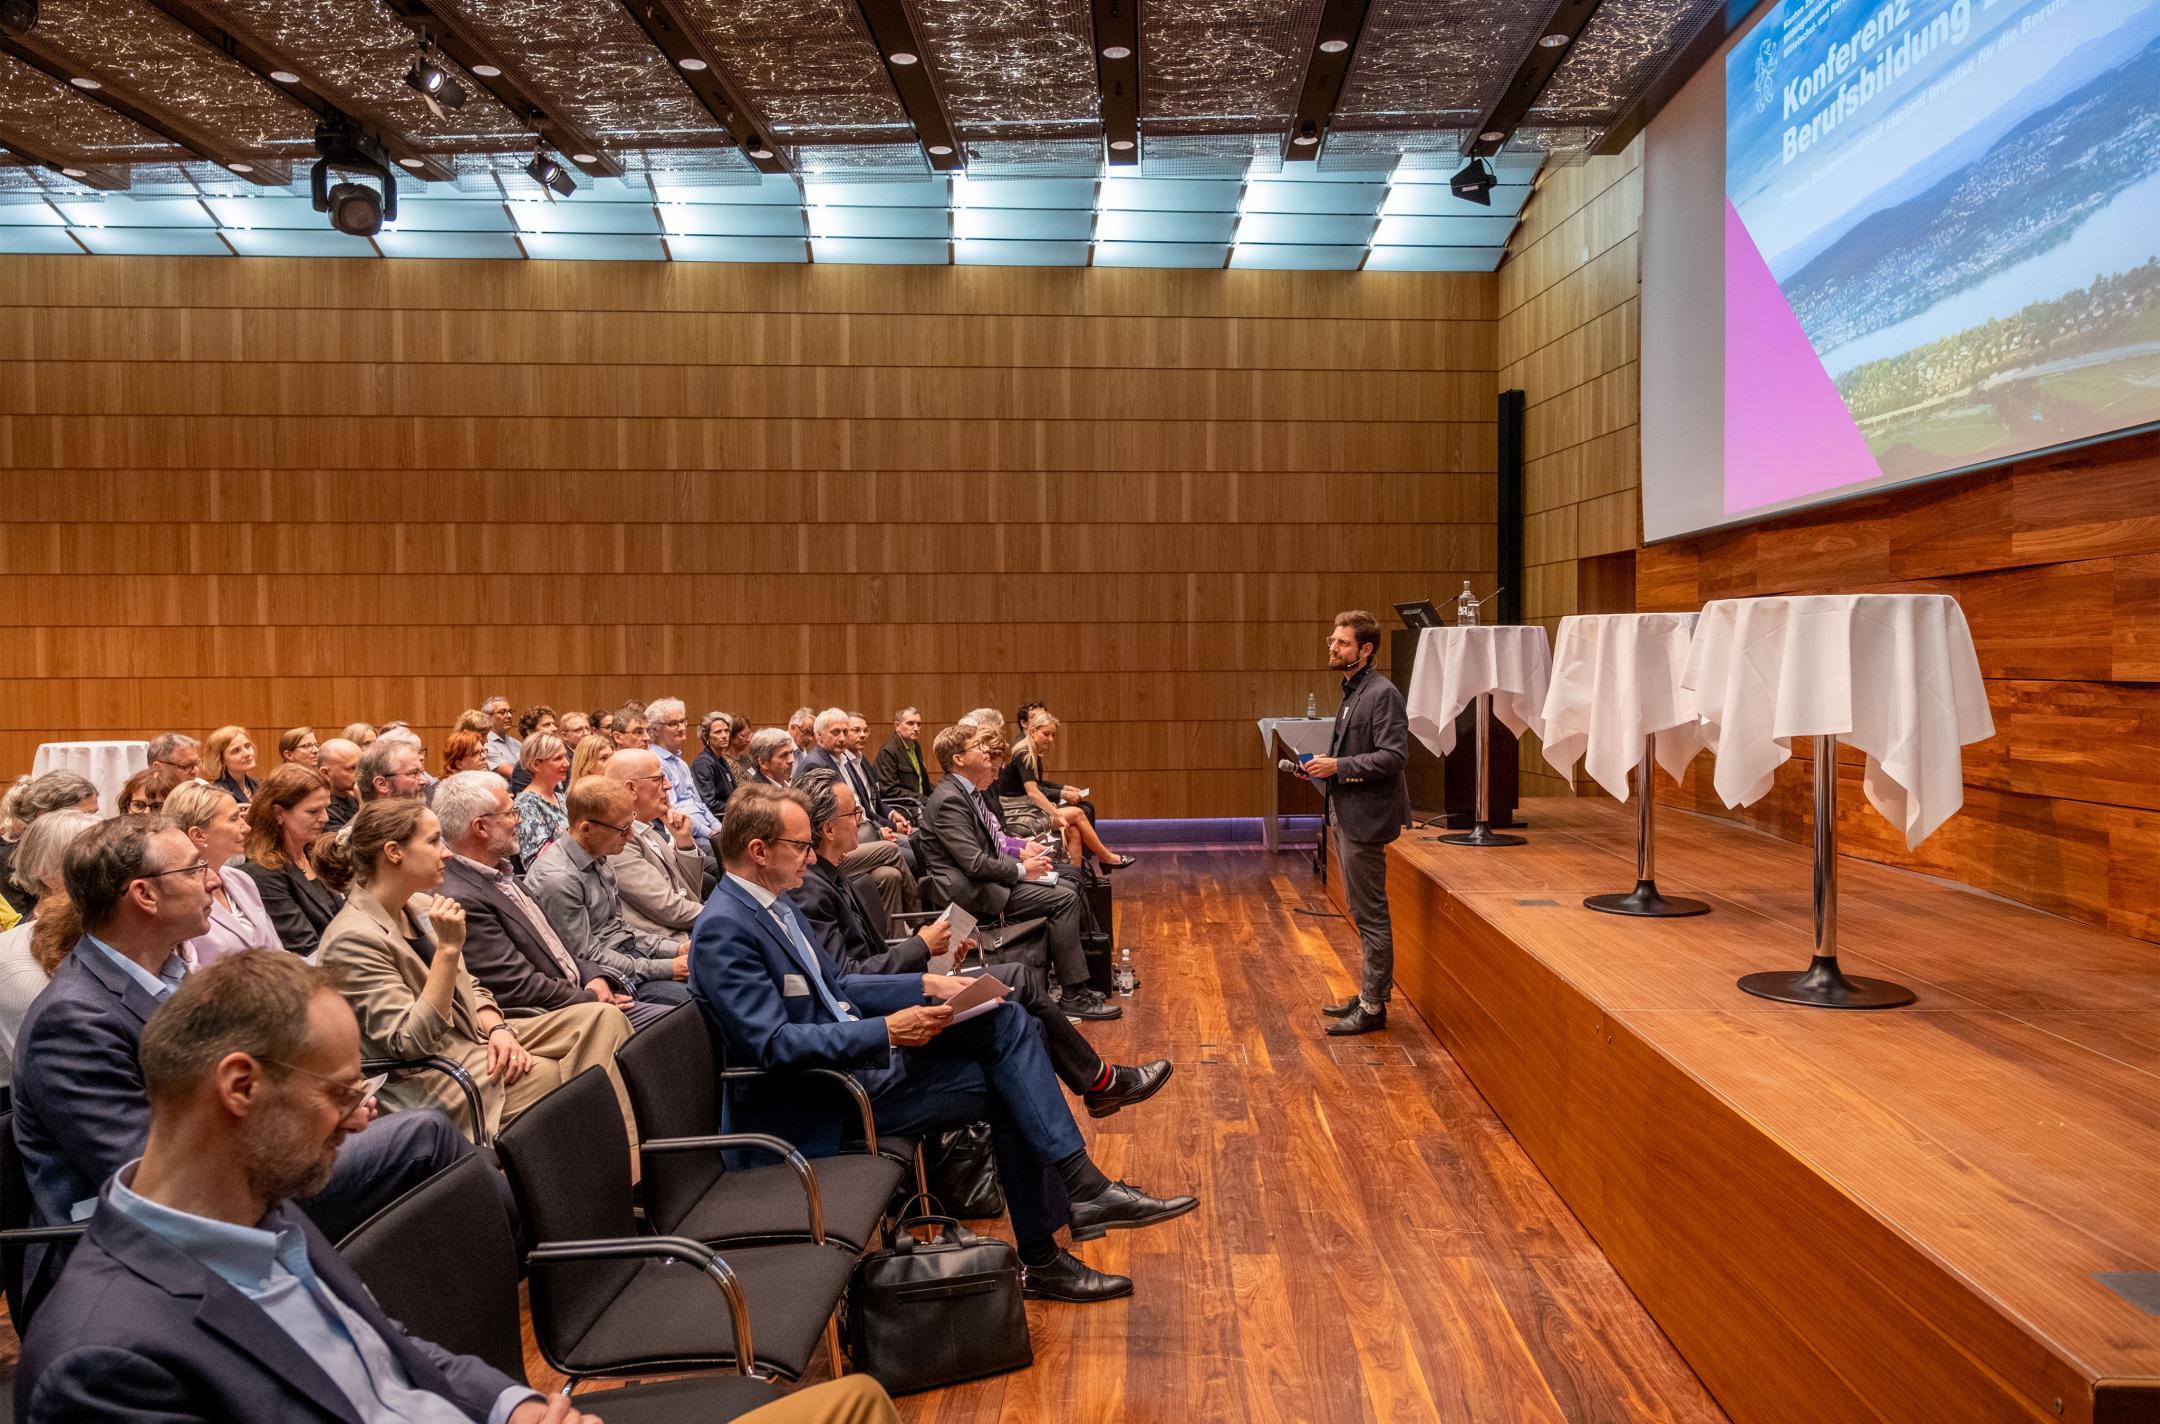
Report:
145,732,201,782
524,778,693,1009
643,697,719,855
601,750,706,938
355,736,426,805
10,815,474,1312
481,695,520,779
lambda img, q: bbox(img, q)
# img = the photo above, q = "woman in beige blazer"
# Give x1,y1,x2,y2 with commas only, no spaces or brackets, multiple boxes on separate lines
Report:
316,797,633,1143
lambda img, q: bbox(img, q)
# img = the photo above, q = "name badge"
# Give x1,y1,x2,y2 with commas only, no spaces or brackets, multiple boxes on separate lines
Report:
782,974,810,997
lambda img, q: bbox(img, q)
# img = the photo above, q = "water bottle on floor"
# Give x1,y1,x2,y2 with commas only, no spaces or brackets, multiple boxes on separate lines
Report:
1115,947,1136,997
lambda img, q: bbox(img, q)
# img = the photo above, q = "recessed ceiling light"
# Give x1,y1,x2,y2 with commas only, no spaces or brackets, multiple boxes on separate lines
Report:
69,76,100,90
1480,130,1505,142
571,152,597,164
1101,44,1131,59
61,167,86,178
1292,132,1318,146
748,143,774,159
1108,138,1134,151
677,57,707,71
269,70,301,84
1537,32,1570,47
927,143,952,155
889,51,917,65
398,156,425,168
1318,38,1348,53
471,64,502,77
228,162,253,173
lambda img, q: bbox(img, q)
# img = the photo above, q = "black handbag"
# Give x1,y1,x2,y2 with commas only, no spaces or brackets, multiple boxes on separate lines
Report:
925,1121,1005,1219
844,1199,1032,1394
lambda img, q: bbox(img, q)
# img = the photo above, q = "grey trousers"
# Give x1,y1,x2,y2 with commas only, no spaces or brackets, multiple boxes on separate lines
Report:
1333,825,1394,1006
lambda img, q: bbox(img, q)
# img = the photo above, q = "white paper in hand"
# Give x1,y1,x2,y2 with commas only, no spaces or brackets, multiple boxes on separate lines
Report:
944,970,1011,1025
925,902,978,973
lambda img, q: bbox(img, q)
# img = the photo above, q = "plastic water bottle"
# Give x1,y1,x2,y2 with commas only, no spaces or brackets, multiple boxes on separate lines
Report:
1456,580,1479,627
1305,691,1318,719
1115,947,1136,997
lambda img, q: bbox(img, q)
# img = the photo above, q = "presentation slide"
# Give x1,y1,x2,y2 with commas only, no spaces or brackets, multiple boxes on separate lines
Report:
1715,0,2160,524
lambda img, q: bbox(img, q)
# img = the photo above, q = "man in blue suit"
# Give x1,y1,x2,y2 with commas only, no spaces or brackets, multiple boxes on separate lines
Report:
691,782,1198,1304
10,815,473,1310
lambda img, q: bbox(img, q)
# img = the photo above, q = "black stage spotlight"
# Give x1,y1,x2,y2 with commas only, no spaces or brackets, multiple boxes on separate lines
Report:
525,148,576,199
404,44,467,115
1449,156,1496,206
0,0,37,38
310,120,397,236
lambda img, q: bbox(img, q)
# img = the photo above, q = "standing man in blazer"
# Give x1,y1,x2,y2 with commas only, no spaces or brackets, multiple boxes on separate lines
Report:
1298,609,1410,1036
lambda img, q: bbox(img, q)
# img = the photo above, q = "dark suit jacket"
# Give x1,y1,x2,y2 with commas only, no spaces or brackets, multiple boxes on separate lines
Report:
691,749,737,820
874,735,931,804
322,793,359,832
17,1178,518,1423
1327,663,1410,844
689,876,925,1156
239,859,342,956
440,856,607,1012
790,857,930,977
792,745,841,782
917,774,1021,920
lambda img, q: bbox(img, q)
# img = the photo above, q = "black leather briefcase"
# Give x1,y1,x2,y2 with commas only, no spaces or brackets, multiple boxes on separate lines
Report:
844,1201,1032,1394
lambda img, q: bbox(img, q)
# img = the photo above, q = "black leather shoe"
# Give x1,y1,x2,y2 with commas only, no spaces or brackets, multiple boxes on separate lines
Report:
1099,853,1137,871
1022,1249,1133,1303
1061,987,1123,1021
1083,1060,1173,1118
1320,996,1361,1018
1067,1180,1200,1242
1325,1003,1388,1036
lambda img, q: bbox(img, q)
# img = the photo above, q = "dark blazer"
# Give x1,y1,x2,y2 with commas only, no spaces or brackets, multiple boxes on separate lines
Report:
917,774,1020,920
440,856,607,1012
239,858,342,956
322,793,359,832
210,772,260,806
689,876,925,1156
792,745,841,782
17,1178,519,1423
1326,663,1410,844
691,748,737,820
874,734,931,804
790,857,930,977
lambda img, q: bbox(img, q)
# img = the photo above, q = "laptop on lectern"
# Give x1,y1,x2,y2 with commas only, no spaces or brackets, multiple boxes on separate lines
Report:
1393,599,1445,629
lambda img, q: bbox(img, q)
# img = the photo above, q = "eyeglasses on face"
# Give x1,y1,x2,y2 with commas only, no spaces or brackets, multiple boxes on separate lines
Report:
260,1059,389,1117
138,860,213,886
770,836,816,854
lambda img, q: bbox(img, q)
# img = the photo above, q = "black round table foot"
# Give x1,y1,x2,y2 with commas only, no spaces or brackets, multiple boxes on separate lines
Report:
1436,823,1526,848
1585,881,1710,918
1738,958,1915,1009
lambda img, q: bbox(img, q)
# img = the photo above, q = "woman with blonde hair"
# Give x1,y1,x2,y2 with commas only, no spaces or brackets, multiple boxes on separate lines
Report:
341,721,379,748
201,725,261,806
277,725,321,769
315,799,633,1142
0,808,99,1086
513,730,571,863
163,780,279,968
567,733,615,787
996,708,1132,871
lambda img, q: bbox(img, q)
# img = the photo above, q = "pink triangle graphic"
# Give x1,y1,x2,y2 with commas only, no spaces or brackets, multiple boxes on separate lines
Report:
1723,199,1883,515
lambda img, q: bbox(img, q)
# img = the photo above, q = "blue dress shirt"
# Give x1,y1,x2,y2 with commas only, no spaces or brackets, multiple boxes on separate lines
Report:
654,745,721,846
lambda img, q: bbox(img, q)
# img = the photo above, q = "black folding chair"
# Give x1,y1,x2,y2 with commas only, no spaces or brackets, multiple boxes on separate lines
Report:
339,1153,783,1423
494,1067,856,1383
362,1054,490,1146
615,1006,903,1253
0,1107,85,1339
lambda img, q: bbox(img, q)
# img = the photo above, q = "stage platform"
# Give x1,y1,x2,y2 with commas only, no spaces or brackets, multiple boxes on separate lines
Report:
1380,798,2160,1424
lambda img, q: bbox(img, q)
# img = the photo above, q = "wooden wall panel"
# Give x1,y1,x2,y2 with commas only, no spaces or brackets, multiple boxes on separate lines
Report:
0,255,1494,818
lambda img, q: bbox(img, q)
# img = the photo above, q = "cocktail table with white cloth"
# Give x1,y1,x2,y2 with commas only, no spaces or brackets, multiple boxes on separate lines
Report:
1405,624,1552,848
31,740,149,818
1256,716,1335,852
1681,593,1994,1008
1540,611,1710,917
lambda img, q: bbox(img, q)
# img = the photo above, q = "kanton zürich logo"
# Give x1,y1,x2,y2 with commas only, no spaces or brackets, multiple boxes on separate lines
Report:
1753,35,1779,114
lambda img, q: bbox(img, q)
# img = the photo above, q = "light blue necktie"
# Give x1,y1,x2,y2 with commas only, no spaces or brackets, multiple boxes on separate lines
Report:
769,901,852,1021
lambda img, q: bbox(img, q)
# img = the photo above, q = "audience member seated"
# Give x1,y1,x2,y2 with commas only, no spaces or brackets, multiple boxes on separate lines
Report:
241,767,342,959
792,772,1173,1120
339,720,378,748
525,777,693,1010
615,702,650,751
601,750,706,937
920,724,1118,1021
557,709,591,745
645,697,720,850
793,708,845,780
11,815,471,1305
277,726,320,770
316,737,362,830
999,708,1132,872
744,726,796,788
356,734,427,804
16,950,770,1424
589,708,618,744
787,706,816,756
120,765,180,817
481,695,520,779
315,800,633,1143
513,731,571,864
692,783,1197,1303
145,732,202,783
0,809,97,1097
441,730,489,778
0,772,99,918
693,710,740,821
567,732,615,787
508,705,556,795
840,710,914,839
791,711,916,931
436,772,671,1032
203,725,262,807
165,782,279,969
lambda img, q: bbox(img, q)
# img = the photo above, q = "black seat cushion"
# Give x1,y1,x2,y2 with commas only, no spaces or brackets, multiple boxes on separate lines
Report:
565,1240,858,1380
574,1374,784,1423
669,1151,903,1252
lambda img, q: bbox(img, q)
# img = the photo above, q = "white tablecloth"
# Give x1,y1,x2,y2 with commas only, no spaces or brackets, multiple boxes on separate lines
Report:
31,740,149,817
1680,594,1992,849
1404,625,1553,757
1257,716,1337,760
1539,612,1707,801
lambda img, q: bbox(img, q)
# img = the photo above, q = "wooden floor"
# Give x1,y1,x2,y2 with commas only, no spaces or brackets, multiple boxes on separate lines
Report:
1387,800,2160,1424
